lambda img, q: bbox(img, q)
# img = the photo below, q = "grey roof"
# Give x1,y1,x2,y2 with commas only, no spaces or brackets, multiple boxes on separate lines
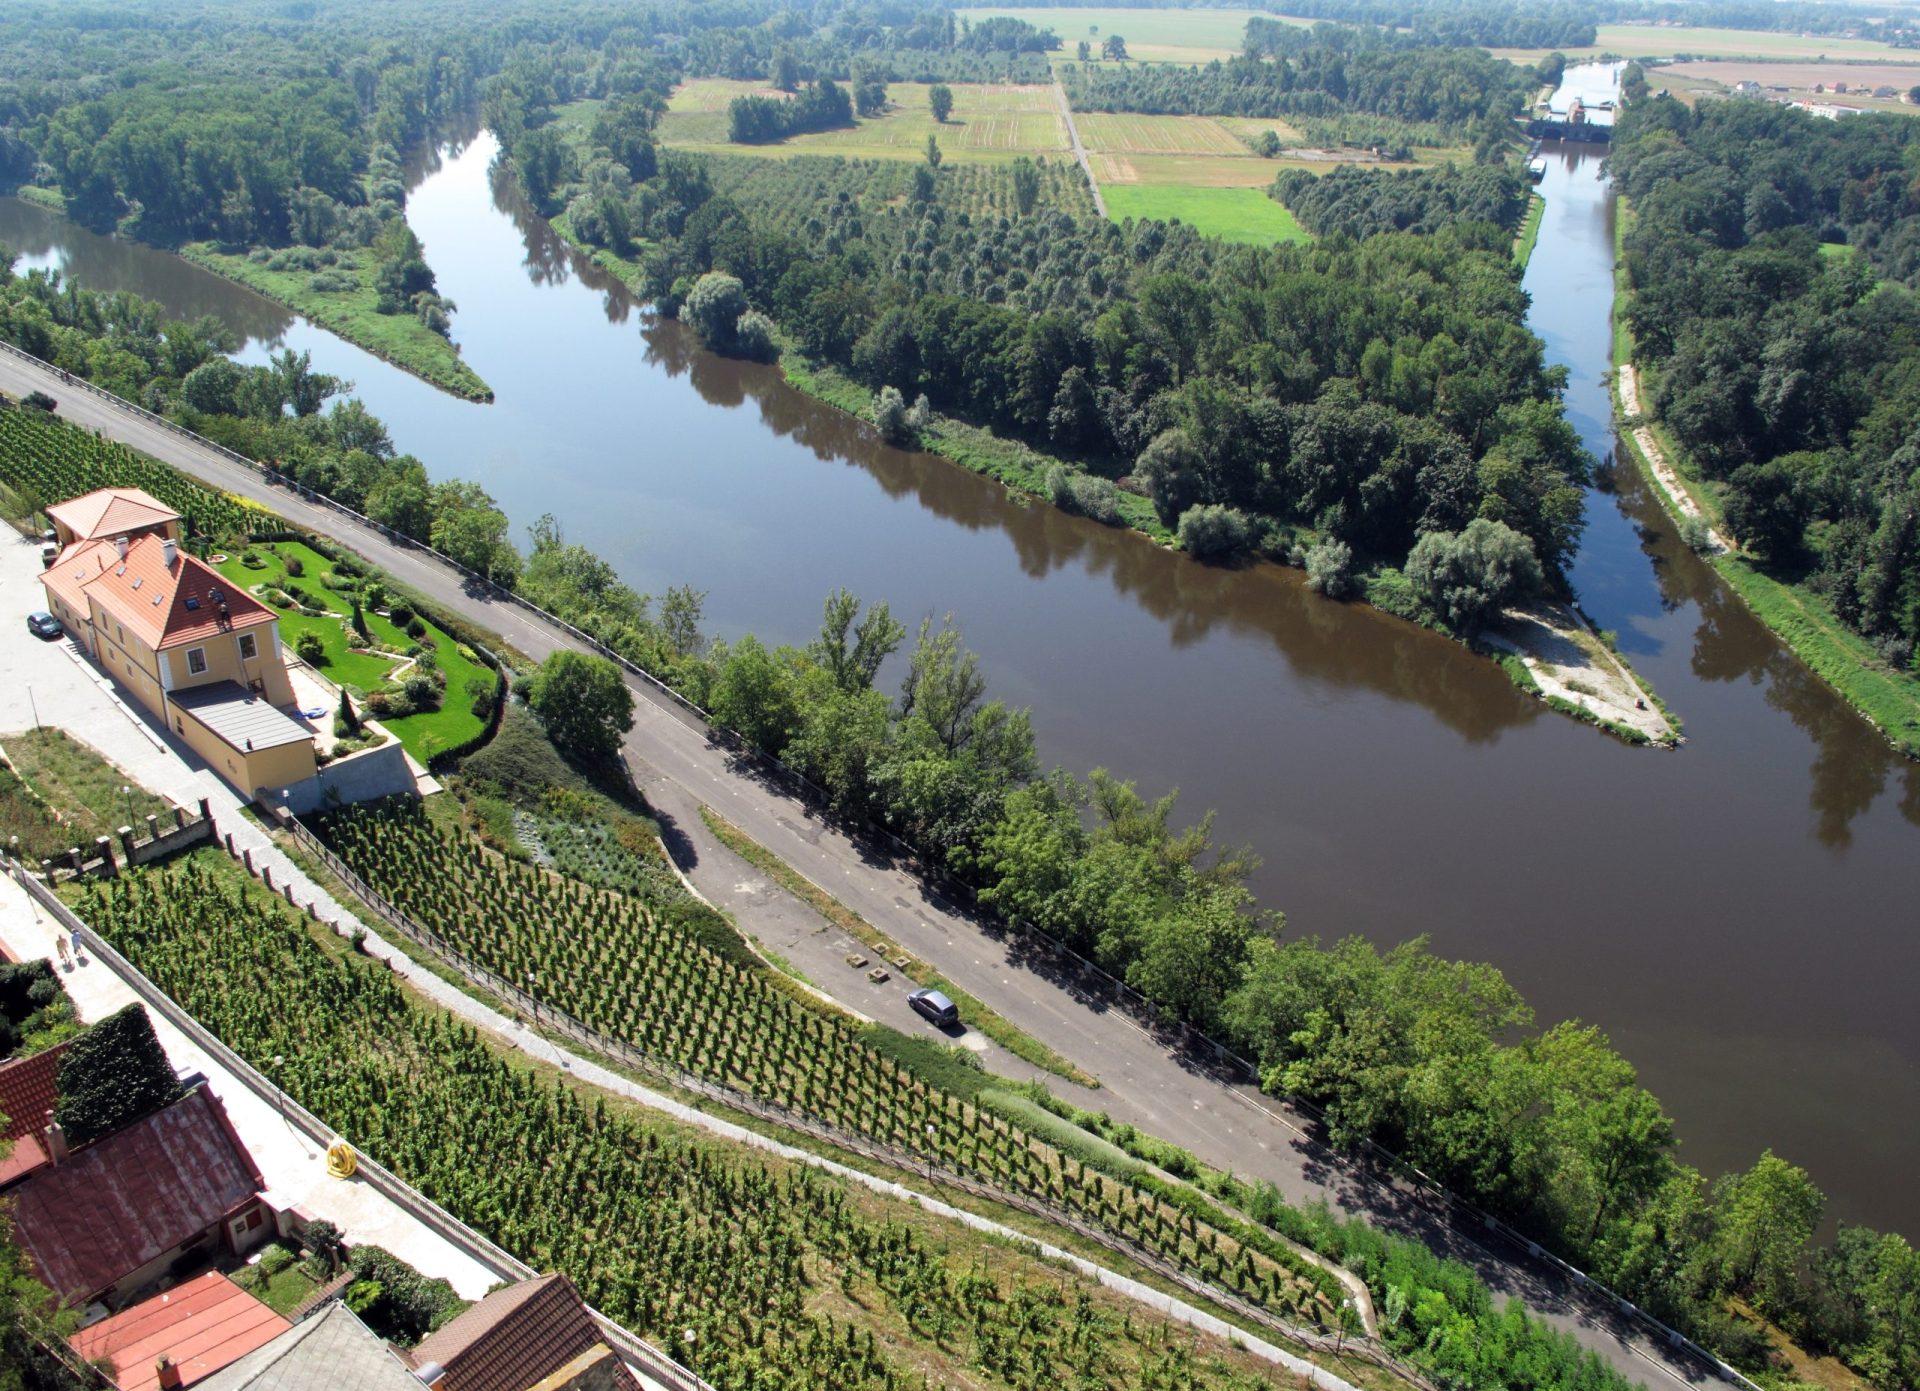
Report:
194,1302,426,1391
169,681,314,752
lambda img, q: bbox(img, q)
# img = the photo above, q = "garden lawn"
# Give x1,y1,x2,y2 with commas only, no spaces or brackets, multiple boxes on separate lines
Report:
213,541,489,762
1105,185,1309,244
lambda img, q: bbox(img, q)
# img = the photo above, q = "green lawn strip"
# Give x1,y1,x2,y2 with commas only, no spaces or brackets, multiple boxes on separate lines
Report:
1104,185,1311,246
13,186,68,215
177,244,493,403
1514,190,1545,269
698,805,1102,1090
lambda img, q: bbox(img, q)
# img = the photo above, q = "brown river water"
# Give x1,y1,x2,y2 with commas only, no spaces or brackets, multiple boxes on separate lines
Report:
3,124,1914,1234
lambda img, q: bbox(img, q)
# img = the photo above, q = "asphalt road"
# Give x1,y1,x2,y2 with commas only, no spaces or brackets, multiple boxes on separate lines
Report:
0,351,1714,1391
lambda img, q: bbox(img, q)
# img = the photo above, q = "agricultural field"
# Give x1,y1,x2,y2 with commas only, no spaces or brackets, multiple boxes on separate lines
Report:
1493,22,1920,64
658,80,1069,163
1104,185,1309,245
0,406,265,542
74,853,1332,1391
1658,59,1920,114
956,6,1299,64
305,797,1348,1332
213,542,493,763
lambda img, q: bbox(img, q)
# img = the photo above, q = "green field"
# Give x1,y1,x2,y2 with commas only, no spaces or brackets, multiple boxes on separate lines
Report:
660,79,1070,163
957,6,1291,63
1105,185,1309,244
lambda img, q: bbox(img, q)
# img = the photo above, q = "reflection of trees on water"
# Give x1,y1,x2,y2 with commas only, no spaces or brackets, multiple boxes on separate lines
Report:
489,152,640,326
1603,428,1918,843
0,198,296,343
639,319,1536,745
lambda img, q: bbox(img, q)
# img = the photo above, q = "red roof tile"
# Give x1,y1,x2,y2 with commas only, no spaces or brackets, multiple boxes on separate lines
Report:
0,1041,73,1188
43,534,276,653
407,1275,638,1391
10,1086,265,1304
45,489,180,546
70,1271,290,1391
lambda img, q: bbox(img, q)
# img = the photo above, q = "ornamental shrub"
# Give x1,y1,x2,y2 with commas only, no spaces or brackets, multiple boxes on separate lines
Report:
294,631,326,665
1177,504,1255,560
53,1003,182,1146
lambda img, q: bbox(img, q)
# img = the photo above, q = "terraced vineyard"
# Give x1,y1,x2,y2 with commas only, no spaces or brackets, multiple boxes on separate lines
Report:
0,406,264,540
76,856,1308,1391
309,798,1346,1329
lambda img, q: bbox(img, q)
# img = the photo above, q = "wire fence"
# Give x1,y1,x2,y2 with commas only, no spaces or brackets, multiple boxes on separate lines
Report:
1,335,1761,1391
1,854,715,1391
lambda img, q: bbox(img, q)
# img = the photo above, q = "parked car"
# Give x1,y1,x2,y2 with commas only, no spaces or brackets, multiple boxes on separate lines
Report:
26,611,63,640
907,987,959,1028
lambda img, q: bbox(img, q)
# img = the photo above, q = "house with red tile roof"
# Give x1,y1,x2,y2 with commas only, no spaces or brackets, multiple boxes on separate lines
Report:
404,1274,639,1391
70,1270,291,1391
0,1039,75,1188
9,1084,276,1309
38,525,316,800
45,487,181,556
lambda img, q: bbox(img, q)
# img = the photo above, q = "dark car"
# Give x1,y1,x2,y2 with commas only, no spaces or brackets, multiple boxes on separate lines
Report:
26,611,63,640
907,987,959,1028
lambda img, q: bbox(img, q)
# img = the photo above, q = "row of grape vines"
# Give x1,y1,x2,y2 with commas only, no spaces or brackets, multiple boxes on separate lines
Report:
76,858,1295,1391
308,798,1345,1331
0,407,261,539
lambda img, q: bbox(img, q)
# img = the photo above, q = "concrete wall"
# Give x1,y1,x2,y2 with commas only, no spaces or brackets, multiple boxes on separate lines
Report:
282,737,413,814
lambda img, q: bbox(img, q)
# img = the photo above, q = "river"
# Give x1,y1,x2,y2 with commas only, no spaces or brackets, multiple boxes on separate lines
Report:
2,106,1915,1235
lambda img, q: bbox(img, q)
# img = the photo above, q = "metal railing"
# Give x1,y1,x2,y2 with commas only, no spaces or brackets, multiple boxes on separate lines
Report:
1,855,714,1391
0,335,1762,1391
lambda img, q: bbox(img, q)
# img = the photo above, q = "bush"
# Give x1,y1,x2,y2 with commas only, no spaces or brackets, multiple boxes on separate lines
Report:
53,1003,182,1146
402,672,440,709
1176,504,1255,560
387,602,413,627
406,617,427,640
285,555,304,578
684,272,749,350
344,1246,464,1347
1305,539,1354,598
733,310,779,362
258,1243,296,1276
1678,514,1711,553
1046,466,1121,524
1405,518,1542,635
294,631,326,665
873,385,912,445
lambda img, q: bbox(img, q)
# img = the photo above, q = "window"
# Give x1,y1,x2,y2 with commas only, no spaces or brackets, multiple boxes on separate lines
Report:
186,647,208,676
237,632,258,661
185,596,200,611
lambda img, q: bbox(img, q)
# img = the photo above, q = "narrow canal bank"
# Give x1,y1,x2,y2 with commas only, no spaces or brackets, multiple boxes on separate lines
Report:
4,117,1917,1236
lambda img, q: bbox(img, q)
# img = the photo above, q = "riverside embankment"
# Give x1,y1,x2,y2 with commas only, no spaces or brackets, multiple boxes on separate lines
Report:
2,121,1916,1238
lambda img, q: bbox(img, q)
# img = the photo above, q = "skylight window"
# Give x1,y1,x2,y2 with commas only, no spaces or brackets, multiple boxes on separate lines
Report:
131,577,143,590
115,565,127,577
185,597,201,611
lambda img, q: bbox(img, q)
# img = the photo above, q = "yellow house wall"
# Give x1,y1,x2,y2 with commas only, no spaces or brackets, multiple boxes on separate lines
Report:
163,625,295,706
238,740,318,800
169,708,316,799
84,602,168,723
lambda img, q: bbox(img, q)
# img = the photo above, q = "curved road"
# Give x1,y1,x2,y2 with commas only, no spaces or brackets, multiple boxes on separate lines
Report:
0,350,1712,1391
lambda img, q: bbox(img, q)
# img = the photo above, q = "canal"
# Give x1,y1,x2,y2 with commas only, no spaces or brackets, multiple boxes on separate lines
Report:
2,109,1914,1234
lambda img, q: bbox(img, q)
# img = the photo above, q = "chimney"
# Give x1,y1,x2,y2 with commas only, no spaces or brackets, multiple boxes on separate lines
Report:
116,535,129,561
156,1355,184,1391
43,1119,68,1166
162,538,179,570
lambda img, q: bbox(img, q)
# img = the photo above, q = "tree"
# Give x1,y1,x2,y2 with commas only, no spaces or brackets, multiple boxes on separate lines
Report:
1077,40,1091,62
924,134,943,169
1134,428,1203,526
1177,504,1254,559
708,634,801,752
1010,156,1040,215
810,589,905,693
180,358,248,417
772,46,799,92
1102,33,1129,61
929,85,954,123
430,482,520,586
1404,518,1542,634
684,272,749,351
873,385,912,444
1305,539,1353,597
1714,1151,1824,1315
524,650,635,765
270,348,346,417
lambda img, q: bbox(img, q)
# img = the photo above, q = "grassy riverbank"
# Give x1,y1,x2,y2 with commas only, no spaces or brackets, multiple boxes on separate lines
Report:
178,244,493,402
1612,200,1920,757
1514,190,1545,268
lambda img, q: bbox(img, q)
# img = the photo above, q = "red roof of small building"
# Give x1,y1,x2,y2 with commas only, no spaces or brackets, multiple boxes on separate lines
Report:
0,1040,73,1187
406,1274,639,1391
70,1270,290,1391
41,534,276,653
45,489,180,546
10,1086,266,1304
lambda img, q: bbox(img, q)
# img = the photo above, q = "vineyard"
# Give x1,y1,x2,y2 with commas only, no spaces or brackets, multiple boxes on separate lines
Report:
75,855,1315,1391
0,406,265,540
307,798,1348,1331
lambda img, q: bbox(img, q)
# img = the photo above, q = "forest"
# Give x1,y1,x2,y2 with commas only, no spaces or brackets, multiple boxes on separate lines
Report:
1062,37,1533,137
1272,163,1528,239
1612,97,1920,674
